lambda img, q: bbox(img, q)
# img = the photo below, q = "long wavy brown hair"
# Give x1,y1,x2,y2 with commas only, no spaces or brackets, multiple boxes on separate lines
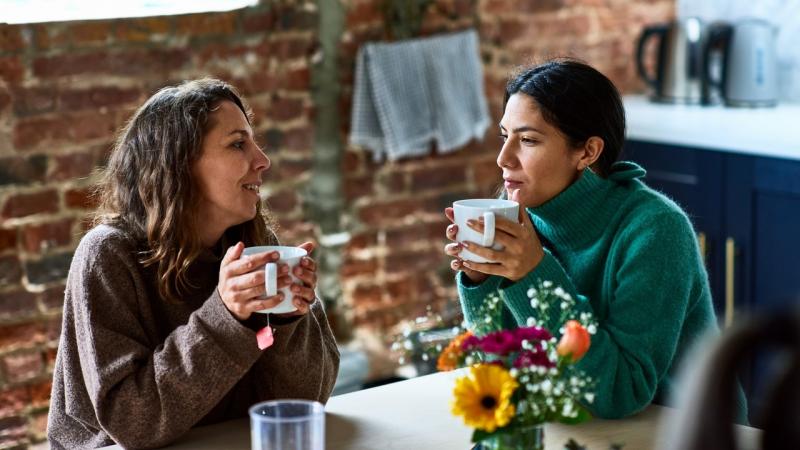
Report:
94,78,276,302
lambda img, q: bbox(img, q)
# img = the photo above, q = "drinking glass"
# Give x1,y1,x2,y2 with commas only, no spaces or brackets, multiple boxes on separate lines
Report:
249,400,325,450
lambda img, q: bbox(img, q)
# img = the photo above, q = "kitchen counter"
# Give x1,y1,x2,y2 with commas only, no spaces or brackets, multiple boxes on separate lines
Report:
99,370,762,450
624,95,800,161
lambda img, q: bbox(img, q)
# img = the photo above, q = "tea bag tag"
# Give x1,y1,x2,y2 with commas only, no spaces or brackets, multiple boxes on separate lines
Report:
256,314,274,350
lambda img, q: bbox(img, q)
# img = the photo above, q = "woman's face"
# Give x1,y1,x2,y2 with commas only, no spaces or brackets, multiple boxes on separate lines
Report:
497,93,584,208
192,100,269,242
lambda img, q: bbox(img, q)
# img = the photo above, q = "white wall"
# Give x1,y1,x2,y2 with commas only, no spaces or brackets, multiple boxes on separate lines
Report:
677,0,800,102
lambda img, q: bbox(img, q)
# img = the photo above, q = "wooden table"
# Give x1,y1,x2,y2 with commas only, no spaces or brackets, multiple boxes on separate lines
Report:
101,370,761,449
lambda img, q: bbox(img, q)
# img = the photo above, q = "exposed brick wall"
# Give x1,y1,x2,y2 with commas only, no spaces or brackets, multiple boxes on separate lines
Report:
0,1,318,447
337,0,673,370
0,0,673,446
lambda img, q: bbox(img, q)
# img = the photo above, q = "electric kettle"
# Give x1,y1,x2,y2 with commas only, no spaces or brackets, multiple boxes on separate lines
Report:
704,18,779,107
636,17,710,104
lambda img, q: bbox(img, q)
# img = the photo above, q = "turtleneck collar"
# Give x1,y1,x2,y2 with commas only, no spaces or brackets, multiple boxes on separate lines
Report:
528,161,646,249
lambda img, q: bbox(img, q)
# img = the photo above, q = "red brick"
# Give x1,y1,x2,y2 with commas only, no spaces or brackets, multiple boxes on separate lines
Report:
344,174,373,201
376,172,406,193
266,189,298,214
0,25,24,53
282,127,313,152
242,9,278,33
21,218,74,253
344,231,377,252
59,86,142,111
0,288,37,318
386,222,447,248
0,322,47,351
358,198,427,226
263,38,314,60
175,11,238,37
49,152,96,181
385,249,444,275
0,87,9,112
276,157,312,179
351,283,383,306
0,56,24,85
10,86,56,116
0,190,59,219
68,21,113,46
0,228,17,252
14,111,120,150
28,380,52,408
64,187,97,210
1,350,44,384
0,255,22,285
0,386,30,416
340,257,378,277
115,17,173,43
284,67,311,91
44,316,62,343
472,158,502,188
267,96,305,121
346,2,383,28
32,48,190,79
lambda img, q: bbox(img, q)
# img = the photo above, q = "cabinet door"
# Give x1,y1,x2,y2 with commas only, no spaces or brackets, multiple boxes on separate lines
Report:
725,154,800,421
625,140,725,313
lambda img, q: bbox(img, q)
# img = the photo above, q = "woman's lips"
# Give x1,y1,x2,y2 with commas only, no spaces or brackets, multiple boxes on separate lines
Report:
504,180,524,190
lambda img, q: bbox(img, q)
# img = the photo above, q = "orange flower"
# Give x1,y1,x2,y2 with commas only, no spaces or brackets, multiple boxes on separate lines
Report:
437,330,473,372
557,320,591,362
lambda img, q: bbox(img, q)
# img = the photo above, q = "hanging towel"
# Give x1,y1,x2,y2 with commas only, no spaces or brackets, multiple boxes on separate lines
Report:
350,29,490,161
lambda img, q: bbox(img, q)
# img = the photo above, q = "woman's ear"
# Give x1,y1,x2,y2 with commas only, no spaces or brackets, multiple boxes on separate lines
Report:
577,136,604,171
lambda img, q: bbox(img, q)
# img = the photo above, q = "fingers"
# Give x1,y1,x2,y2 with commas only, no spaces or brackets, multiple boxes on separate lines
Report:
460,241,500,262
292,263,317,287
222,242,244,266
444,242,462,257
298,241,316,254
444,207,455,223
224,250,279,277
460,259,504,276
446,223,458,242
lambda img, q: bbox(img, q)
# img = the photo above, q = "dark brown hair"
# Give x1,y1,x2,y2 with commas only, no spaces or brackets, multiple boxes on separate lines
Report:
504,58,626,177
94,78,274,302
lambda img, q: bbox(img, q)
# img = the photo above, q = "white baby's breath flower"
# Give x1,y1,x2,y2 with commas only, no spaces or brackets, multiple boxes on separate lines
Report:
421,353,429,361
520,375,530,383
526,317,536,327
554,287,565,297
549,368,558,376
484,317,491,324
587,324,597,334
537,366,547,376
530,298,539,308
560,302,568,310
540,379,552,395
403,341,414,350
435,344,442,352
518,400,528,413
509,368,519,378
526,383,535,392
398,356,405,364
465,356,474,365
527,287,536,298
585,393,595,403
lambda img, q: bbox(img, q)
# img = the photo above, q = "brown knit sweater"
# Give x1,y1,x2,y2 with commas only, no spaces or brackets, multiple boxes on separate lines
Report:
47,224,340,449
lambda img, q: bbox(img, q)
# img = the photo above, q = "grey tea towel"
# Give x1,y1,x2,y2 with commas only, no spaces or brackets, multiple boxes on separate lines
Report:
350,29,490,161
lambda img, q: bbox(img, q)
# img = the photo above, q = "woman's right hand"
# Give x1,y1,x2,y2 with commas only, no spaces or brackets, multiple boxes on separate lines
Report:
218,242,290,320
444,207,489,284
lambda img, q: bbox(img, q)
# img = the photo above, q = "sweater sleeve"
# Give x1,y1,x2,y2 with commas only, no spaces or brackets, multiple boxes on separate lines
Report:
499,212,704,419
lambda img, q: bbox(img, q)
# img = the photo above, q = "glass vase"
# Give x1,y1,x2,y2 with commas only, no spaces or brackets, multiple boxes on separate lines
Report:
479,424,545,450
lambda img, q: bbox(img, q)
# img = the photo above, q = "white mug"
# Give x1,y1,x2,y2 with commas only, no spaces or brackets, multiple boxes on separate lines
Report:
241,245,308,314
453,199,519,263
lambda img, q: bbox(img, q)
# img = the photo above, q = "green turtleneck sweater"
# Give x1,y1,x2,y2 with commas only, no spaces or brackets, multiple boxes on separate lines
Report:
458,161,742,420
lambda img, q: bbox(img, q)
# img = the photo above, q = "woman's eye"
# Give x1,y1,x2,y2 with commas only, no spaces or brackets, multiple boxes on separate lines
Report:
521,137,539,145
499,134,508,142
232,140,245,150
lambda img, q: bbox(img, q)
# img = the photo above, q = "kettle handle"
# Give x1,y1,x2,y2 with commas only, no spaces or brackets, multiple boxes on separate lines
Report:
703,23,732,97
635,24,668,91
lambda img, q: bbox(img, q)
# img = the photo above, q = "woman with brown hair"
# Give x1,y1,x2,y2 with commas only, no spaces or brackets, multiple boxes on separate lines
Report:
47,79,339,449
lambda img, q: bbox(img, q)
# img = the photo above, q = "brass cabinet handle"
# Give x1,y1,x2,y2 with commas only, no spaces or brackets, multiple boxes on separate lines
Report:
697,232,707,265
725,238,735,327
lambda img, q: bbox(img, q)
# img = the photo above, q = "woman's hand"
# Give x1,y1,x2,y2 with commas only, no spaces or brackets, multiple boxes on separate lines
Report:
453,201,545,282
276,241,318,317
219,242,291,320
444,207,489,284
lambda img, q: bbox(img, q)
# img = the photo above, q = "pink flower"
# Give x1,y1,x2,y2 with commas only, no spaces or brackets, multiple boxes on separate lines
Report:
461,335,481,351
512,349,555,369
513,326,552,343
478,330,520,355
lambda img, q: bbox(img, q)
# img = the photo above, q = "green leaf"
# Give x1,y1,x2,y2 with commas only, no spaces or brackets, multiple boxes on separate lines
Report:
471,428,495,443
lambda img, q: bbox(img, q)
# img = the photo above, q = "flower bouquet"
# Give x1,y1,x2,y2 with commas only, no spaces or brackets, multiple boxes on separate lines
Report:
438,281,597,450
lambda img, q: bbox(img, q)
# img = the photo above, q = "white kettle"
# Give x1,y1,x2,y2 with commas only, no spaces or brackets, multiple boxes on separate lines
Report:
705,18,779,107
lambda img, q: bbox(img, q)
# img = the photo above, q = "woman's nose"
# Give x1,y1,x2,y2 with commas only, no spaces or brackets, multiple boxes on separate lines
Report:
496,141,514,169
254,145,270,172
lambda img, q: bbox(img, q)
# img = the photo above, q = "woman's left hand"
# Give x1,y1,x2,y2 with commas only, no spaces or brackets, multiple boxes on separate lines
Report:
276,241,318,316
459,203,545,281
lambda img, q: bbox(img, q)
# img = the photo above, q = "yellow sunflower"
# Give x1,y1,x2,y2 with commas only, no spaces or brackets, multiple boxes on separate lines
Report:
451,364,518,432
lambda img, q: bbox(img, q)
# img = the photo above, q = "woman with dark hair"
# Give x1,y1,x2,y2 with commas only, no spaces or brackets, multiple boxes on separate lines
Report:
444,59,745,419
48,79,339,449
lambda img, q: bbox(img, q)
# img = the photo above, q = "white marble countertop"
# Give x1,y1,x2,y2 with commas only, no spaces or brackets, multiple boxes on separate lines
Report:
624,95,800,161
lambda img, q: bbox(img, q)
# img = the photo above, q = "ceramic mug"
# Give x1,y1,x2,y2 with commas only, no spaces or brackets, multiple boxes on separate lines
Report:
242,245,308,314
453,199,519,263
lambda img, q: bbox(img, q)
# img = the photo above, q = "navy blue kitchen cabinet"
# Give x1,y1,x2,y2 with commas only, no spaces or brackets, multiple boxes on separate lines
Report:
626,139,800,425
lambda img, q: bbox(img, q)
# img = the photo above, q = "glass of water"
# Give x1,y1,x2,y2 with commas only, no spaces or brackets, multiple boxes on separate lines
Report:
249,400,325,450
